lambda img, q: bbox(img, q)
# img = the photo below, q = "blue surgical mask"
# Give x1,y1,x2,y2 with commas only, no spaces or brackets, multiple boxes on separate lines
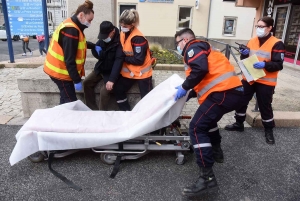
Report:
103,37,111,43
177,45,183,55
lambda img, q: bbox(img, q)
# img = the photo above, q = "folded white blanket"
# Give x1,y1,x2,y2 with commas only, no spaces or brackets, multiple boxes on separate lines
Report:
9,74,187,165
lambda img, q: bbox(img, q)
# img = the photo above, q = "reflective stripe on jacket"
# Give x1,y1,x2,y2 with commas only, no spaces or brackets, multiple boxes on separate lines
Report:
44,18,86,81
120,27,152,79
185,40,242,104
245,36,279,86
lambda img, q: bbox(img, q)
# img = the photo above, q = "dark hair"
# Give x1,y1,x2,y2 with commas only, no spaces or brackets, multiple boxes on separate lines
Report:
74,0,94,15
258,16,274,27
174,28,195,38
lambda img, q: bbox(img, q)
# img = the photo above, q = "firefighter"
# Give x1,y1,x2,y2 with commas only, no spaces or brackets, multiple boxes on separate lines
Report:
44,0,94,104
225,16,285,145
113,9,154,111
174,28,244,196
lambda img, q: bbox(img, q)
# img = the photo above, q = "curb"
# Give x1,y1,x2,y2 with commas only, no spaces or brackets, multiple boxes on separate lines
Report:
245,100,300,128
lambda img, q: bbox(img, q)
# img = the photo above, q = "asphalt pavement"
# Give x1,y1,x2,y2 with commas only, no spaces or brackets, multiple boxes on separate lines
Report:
0,39,39,61
1,124,300,201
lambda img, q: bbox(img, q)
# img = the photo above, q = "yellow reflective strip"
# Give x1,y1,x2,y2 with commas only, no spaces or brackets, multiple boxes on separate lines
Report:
78,41,85,49
75,59,85,64
45,60,69,75
48,48,64,61
45,60,82,75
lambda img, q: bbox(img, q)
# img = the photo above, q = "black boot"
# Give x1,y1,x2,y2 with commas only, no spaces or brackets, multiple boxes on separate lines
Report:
224,122,244,132
182,166,218,196
212,144,224,163
265,129,275,144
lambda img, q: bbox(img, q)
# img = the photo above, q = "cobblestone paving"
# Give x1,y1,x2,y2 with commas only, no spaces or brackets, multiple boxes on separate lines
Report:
0,67,248,127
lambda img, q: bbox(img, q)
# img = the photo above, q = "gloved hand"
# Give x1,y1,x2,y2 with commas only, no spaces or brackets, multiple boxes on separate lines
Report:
95,46,102,55
175,85,187,101
239,48,250,55
74,82,82,91
253,62,265,69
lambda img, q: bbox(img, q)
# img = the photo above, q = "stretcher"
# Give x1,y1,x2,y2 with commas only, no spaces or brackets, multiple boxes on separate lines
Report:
28,116,192,165
9,74,192,191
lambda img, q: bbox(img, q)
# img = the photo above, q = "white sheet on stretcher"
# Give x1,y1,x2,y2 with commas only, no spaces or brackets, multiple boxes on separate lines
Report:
10,74,188,165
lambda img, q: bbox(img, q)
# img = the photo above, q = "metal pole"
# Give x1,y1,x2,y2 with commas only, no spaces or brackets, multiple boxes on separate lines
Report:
225,44,230,60
294,34,300,67
2,0,15,63
42,0,50,49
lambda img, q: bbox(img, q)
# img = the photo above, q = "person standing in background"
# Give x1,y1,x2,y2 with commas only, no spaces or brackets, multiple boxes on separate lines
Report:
20,35,32,56
36,34,47,57
225,16,285,145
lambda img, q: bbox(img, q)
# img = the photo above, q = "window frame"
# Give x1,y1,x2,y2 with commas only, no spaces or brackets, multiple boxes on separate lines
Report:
176,6,193,31
222,16,237,37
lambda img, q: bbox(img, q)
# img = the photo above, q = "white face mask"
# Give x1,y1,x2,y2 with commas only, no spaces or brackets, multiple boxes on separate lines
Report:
103,37,111,43
82,21,91,28
256,27,266,38
121,27,130,33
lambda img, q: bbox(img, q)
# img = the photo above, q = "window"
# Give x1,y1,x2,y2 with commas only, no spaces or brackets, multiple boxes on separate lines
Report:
177,7,192,30
0,5,3,14
223,16,237,36
119,5,136,16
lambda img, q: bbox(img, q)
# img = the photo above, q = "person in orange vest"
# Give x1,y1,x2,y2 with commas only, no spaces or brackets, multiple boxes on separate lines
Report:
113,9,154,111
174,28,244,196
225,16,285,145
44,0,95,104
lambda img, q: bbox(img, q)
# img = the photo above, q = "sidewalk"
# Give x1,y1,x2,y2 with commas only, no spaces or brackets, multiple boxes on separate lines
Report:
1,54,299,128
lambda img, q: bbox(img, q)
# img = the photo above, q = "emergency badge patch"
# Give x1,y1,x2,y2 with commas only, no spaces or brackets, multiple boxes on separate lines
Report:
188,49,194,57
135,46,141,53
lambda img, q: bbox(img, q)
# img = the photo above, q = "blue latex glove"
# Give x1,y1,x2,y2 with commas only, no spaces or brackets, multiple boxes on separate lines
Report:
95,46,102,55
74,82,82,91
239,48,249,55
175,86,187,101
253,62,265,69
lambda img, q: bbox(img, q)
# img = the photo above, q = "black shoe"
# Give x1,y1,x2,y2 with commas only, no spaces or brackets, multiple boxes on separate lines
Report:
182,167,218,196
224,122,244,132
212,145,224,163
265,129,275,145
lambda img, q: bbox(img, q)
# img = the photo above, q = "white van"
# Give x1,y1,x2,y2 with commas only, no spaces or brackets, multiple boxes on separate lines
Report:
0,26,20,41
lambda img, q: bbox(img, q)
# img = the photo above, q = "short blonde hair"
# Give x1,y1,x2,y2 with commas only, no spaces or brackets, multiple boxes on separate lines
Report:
119,9,139,26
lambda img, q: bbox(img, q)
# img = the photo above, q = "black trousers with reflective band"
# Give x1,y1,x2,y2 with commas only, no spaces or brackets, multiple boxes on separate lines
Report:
50,77,77,104
235,79,275,129
113,75,153,111
190,90,243,167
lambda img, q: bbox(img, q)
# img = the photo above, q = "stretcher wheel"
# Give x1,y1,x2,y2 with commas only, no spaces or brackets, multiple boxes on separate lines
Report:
181,142,190,149
175,157,186,165
100,153,116,165
27,152,45,163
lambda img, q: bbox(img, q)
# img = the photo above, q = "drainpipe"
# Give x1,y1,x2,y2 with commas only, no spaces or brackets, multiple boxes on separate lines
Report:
206,0,212,38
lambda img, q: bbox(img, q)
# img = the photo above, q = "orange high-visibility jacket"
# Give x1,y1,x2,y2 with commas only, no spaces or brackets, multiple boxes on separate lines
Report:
184,40,242,104
120,27,152,79
246,36,280,86
44,18,86,81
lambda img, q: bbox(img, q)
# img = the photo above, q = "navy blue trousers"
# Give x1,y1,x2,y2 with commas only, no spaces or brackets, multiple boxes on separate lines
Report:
234,80,275,129
190,90,243,167
113,76,153,111
50,77,77,104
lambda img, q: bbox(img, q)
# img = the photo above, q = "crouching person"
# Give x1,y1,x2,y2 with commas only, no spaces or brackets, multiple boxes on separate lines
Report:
174,28,244,196
83,21,124,110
